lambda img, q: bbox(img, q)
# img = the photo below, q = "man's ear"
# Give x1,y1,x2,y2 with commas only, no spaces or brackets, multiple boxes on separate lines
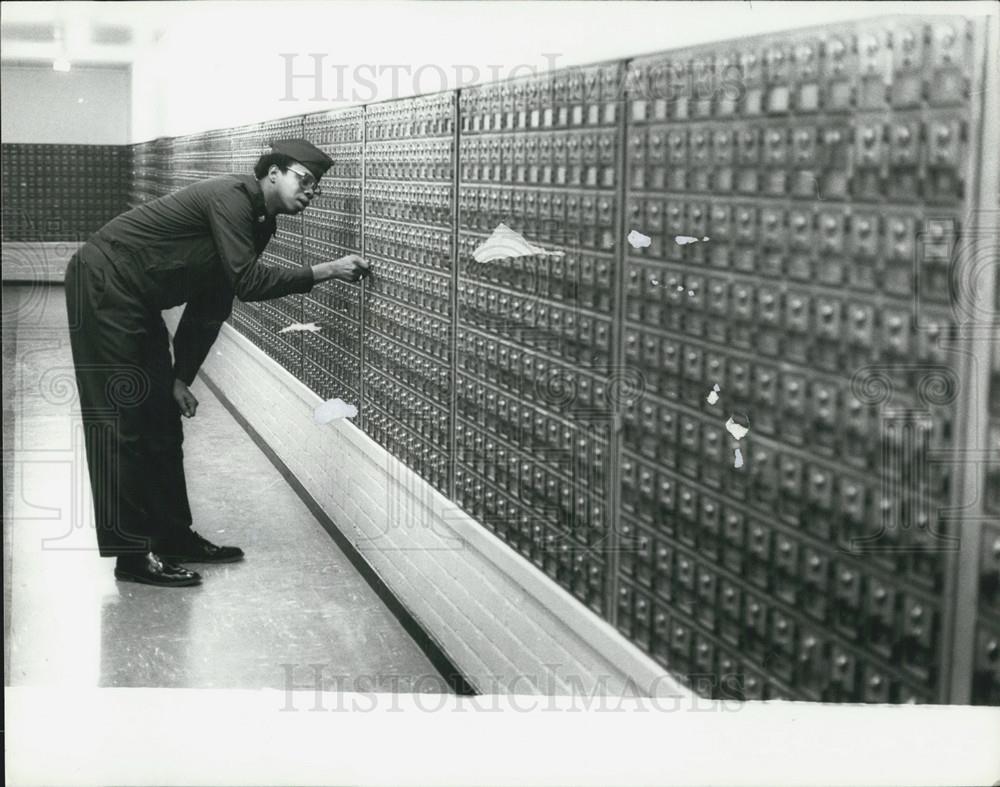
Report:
268,164,281,182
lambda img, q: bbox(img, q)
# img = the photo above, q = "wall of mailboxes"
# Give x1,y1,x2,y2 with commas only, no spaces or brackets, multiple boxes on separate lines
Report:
3,15,998,705
1,143,131,241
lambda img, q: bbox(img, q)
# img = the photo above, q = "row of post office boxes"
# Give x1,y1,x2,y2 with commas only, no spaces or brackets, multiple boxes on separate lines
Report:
625,322,956,450
625,199,955,266
302,232,356,262
366,99,454,141
323,154,363,181
130,168,166,182
3,203,124,218
303,111,364,145
0,206,115,223
457,410,609,495
262,240,304,268
458,288,613,367
3,144,130,165
257,330,302,377
461,131,617,189
620,512,939,676
625,144,961,205
4,142,130,154
366,220,452,270
363,368,449,446
260,301,301,331
624,293,954,387
364,333,450,401
303,214,361,252
1,213,122,240
366,139,452,180
460,186,616,227
458,280,612,344
304,121,364,148
365,262,451,314
169,155,232,172
453,469,608,612
6,180,126,195
310,184,361,215
459,257,605,311
624,269,945,353
362,406,450,494
622,368,954,474
620,448,950,591
258,117,305,139
258,296,301,328
456,440,606,521
626,115,962,172
366,241,450,272
455,375,610,457
618,577,934,703
366,297,451,360
458,373,610,462
626,257,952,318
454,430,606,543
301,323,360,367
131,157,165,169
623,313,953,414
367,217,451,253
302,353,359,401
365,183,452,225
304,283,363,323
303,241,362,277
231,153,263,175
454,328,624,414
227,304,258,338
460,240,614,311
462,130,617,165
464,216,614,253
627,19,970,116
460,66,623,133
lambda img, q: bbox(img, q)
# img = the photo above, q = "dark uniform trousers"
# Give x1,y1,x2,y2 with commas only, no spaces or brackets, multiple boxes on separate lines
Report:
65,244,193,557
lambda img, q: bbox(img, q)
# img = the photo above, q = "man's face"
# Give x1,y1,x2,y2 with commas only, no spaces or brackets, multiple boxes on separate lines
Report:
271,162,320,213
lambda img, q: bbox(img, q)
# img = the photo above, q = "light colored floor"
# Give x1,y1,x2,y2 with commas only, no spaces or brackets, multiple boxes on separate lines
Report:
2,282,449,693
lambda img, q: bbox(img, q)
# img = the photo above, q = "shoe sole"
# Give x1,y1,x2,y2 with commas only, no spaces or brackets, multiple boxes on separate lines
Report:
115,570,202,587
159,554,245,564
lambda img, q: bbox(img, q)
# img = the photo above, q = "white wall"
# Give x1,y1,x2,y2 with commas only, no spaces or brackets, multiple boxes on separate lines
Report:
1,63,131,144
160,309,693,699
129,0,998,142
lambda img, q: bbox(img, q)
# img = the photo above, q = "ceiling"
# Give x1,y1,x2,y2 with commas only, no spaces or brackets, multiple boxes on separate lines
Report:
1,2,170,66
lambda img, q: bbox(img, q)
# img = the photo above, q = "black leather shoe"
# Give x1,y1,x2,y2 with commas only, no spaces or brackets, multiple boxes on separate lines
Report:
159,530,245,564
114,552,201,587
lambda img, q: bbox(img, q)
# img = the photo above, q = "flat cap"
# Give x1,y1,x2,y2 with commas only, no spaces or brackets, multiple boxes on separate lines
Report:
269,139,334,180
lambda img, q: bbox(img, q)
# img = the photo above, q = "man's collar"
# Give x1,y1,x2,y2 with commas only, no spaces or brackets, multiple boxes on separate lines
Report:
243,175,269,223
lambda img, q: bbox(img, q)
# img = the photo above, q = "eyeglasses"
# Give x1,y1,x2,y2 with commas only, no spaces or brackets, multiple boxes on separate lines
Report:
286,164,322,196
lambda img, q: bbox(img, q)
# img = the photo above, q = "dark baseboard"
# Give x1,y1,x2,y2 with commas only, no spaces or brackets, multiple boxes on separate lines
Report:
197,370,478,697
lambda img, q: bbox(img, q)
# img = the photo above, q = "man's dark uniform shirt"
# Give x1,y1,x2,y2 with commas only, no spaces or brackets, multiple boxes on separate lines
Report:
89,173,314,384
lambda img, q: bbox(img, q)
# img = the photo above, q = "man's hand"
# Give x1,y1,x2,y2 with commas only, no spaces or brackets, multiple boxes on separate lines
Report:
173,379,199,418
311,254,371,284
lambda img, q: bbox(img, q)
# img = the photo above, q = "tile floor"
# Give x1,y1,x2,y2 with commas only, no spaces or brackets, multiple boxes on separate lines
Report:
2,282,449,693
